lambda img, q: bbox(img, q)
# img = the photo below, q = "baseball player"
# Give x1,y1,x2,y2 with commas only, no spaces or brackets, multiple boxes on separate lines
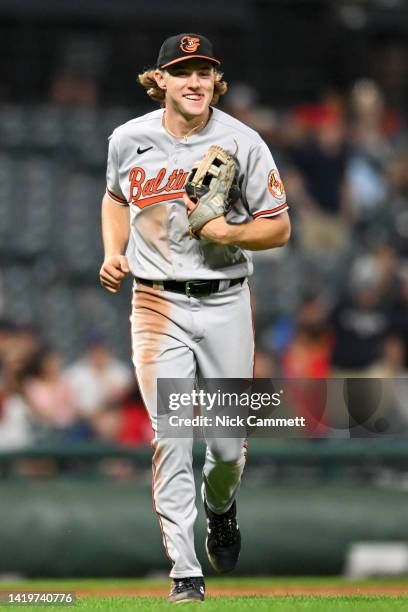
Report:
100,33,290,604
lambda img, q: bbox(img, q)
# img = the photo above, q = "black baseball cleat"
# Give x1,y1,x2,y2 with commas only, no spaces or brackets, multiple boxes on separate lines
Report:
203,491,241,573
168,577,205,604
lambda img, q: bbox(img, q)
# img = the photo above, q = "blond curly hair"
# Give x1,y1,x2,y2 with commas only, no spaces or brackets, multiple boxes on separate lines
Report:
138,68,227,107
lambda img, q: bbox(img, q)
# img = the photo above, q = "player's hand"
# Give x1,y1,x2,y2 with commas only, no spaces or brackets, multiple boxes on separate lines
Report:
183,194,231,245
99,255,130,293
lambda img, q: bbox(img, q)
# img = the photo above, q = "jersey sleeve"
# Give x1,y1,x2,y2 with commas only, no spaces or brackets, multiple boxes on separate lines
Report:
242,141,288,219
106,131,128,206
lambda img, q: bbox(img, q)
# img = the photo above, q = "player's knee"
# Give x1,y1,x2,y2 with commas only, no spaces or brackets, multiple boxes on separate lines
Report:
207,440,245,464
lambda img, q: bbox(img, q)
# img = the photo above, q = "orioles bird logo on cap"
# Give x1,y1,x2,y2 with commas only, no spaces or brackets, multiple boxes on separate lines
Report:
180,36,200,53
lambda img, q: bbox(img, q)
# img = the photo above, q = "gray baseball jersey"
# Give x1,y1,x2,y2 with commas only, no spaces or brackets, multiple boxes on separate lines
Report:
106,107,288,281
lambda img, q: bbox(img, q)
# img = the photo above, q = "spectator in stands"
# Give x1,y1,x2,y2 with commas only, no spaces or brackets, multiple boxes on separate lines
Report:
282,325,331,379
380,335,407,377
349,79,396,163
290,96,350,216
116,384,153,446
0,321,43,449
289,99,352,257
253,351,278,379
22,346,81,436
346,80,396,234
64,331,133,419
63,333,135,444
378,335,408,433
387,151,408,257
329,255,392,376
274,296,330,433
0,319,17,372
280,296,331,432
87,386,153,447
0,333,35,450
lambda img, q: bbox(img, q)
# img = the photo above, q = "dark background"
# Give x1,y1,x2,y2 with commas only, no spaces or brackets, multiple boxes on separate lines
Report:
0,0,407,108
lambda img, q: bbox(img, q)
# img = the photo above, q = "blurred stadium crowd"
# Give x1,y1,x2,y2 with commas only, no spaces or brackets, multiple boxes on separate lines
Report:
0,325,152,450
241,77,408,382
1,32,408,450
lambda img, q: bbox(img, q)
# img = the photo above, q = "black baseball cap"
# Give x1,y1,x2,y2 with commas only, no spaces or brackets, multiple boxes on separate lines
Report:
156,33,221,69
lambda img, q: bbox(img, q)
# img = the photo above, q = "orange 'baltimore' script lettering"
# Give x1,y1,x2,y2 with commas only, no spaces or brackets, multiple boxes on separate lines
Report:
129,167,189,208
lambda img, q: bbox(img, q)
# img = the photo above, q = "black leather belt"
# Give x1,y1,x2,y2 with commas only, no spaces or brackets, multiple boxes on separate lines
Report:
136,277,245,297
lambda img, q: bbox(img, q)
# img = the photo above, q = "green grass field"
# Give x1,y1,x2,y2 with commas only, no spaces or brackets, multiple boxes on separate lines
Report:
0,578,407,611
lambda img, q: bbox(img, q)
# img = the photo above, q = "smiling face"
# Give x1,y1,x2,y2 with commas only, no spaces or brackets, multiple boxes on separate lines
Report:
155,59,216,120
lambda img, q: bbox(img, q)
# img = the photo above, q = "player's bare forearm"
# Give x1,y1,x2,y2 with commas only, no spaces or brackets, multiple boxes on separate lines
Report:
184,194,291,250
101,193,130,256
200,212,291,250
100,194,131,293
226,212,291,249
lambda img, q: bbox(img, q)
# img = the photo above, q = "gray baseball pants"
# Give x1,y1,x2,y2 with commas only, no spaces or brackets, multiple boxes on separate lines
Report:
130,279,254,578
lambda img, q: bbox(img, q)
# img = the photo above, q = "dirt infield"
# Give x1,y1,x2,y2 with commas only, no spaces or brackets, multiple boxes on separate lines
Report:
77,585,408,598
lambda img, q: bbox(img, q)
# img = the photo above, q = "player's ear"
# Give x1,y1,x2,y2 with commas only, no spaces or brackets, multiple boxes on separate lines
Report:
154,69,166,90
